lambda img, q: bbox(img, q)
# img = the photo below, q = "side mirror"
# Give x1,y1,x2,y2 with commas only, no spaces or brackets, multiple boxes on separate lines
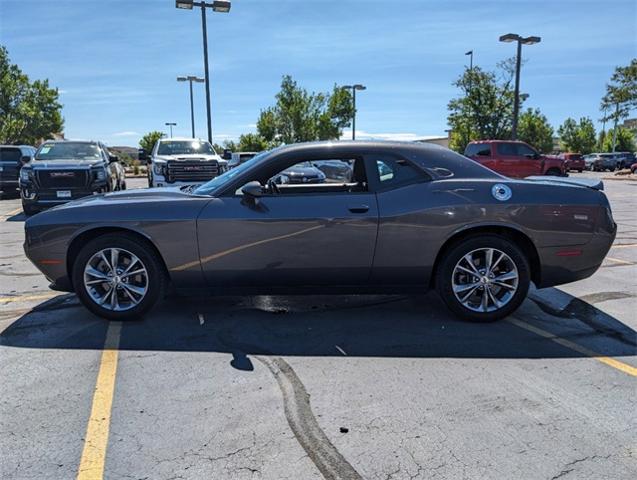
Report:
20,155,31,165
108,155,119,163
138,148,148,161
241,181,263,198
222,149,232,160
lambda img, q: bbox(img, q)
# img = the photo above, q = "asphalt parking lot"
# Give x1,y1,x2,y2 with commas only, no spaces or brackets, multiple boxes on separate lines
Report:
1,173,636,480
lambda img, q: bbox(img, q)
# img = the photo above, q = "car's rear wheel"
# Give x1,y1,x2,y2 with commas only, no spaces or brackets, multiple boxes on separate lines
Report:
72,234,166,320
436,235,530,322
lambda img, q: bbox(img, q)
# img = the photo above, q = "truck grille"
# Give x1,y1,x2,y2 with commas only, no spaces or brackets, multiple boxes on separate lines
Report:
36,170,89,188
166,160,218,182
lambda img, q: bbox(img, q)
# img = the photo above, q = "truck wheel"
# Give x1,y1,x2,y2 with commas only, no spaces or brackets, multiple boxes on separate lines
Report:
545,168,561,176
578,169,583,173
436,235,530,322
72,234,167,320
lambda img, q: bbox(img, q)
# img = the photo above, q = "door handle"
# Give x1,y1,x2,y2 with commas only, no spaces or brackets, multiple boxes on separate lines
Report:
348,205,369,213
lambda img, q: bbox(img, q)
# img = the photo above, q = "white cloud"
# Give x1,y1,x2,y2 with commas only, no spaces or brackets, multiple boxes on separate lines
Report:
339,130,430,142
112,131,140,137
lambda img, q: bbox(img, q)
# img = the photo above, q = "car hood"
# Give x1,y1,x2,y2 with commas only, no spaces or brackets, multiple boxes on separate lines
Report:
154,154,226,163
27,159,103,169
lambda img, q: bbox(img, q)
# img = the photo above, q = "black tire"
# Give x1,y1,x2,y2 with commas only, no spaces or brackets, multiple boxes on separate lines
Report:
436,235,531,322
72,234,167,320
120,180,127,191
577,169,583,173
545,168,561,176
22,202,39,216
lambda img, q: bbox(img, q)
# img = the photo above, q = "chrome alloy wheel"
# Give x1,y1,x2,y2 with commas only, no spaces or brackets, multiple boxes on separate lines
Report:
451,248,519,313
83,248,148,312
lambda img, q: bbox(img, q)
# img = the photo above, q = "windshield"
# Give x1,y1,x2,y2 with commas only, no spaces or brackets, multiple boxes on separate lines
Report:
193,150,270,196
157,140,215,156
35,142,102,161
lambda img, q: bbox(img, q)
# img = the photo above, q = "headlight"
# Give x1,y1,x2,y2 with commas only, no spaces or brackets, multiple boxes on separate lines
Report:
153,162,166,175
94,168,106,181
19,169,31,182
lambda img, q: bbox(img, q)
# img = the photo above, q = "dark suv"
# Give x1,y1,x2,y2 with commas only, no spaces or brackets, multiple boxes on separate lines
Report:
19,141,126,215
0,145,36,196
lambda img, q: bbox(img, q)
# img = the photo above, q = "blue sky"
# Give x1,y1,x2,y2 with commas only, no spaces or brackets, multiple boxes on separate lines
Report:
1,0,635,146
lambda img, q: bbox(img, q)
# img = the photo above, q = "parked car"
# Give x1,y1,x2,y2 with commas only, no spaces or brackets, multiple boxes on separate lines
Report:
312,159,354,182
584,153,619,172
273,161,326,184
227,151,257,169
19,140,125,215
24,141,615,322
560,153,585,173
142,138,227,188
0,145,36,196
614,152,636,169
464,140,566,178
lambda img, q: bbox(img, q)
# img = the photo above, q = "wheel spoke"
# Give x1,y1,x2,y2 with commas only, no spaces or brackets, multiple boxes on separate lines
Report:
122,256,140,276
110,248,120,272
485,248,494,272
495,271,518,282
85,266,109,280
121,283,145,296
98,286,113,305
493,281,516,290
462,254,480,274
480,287,489,312
122,286,140,305
121,268,146,279
460,285,479,303
456,265,480,278
86,278,108,286
489,251,504,273
110,288,118,310
453,282,479,294
487,286,503,308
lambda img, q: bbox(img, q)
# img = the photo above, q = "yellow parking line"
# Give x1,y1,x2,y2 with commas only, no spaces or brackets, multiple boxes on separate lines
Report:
77,322,122,480
611,243,637,249
605,256,634,266
0,293,58,304
508,317,637,377
1,207,23,217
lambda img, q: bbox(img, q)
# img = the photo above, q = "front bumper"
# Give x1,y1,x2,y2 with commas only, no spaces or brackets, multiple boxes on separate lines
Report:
20,182,109,211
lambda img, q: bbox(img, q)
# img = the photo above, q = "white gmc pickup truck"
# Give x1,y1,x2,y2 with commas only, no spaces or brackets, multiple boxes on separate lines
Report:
143,138,228,188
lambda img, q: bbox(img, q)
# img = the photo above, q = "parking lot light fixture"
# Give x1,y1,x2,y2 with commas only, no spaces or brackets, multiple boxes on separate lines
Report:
499,33,541,140
342,84,367,140
165,122,177,138
176,0,194,10
177,75,205,138
176,1,231,144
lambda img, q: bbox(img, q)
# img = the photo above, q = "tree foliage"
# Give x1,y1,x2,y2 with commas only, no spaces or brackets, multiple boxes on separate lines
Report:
601,126,636,153
557,117,597,154
255,75,354,145
600,59,637,123
447,60,519,152
0,45,64,145
517,108,554,153
139,131,163,154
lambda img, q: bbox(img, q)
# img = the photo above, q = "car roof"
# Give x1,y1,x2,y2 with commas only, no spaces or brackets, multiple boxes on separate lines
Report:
268,140,452,156
467,140,528,144
158,137,209,142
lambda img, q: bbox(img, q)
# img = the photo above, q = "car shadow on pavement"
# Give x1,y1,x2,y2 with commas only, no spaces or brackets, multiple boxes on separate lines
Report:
1,291,635,361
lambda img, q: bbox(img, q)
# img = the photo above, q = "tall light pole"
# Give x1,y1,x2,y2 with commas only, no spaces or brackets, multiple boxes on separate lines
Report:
176,0,231,144
342,84,366,140
177,75,205,138
499,33,541,140
464,50,474,145
165,122,177,138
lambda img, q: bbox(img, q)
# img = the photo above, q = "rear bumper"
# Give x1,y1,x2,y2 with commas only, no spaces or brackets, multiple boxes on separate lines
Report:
536,225,616,288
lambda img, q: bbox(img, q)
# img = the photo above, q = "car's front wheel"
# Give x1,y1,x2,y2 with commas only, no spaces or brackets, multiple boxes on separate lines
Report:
72,234,167,320
436,235,530,322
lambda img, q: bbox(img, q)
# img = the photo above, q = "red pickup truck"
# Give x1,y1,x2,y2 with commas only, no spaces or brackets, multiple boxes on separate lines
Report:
464,140,566,178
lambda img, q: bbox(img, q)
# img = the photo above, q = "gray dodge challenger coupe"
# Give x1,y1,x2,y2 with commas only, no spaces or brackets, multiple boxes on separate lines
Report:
23,141,616,321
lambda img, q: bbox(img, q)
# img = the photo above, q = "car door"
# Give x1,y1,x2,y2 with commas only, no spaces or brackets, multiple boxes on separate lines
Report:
515,143,544,176
196,155,379,288
366,154,437,285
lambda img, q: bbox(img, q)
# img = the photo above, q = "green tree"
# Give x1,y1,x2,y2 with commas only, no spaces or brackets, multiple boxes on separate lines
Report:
447,60,518,152
0,46,63,144
237,133,270,152
139,131,163,154
601,126,636,152
557,117,597,154
255,75,354,145
600,59,637,151
517,108,554,153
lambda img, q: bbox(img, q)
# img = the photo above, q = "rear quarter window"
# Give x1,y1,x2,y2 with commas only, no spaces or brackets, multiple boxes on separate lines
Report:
0,148,22,162
464,144,491,157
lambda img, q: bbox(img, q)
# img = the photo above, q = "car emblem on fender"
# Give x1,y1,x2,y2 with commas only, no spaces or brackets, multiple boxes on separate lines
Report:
491,183,512,201
50,172,75,178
